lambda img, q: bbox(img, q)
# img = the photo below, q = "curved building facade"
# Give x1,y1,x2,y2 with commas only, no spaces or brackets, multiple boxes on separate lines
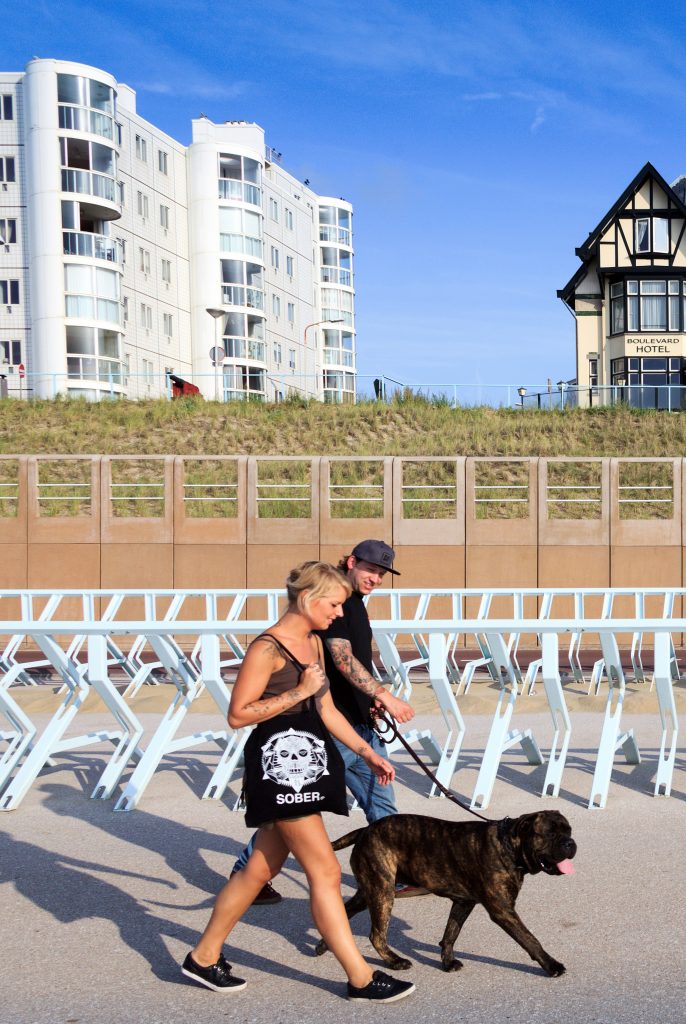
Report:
0,58,356,402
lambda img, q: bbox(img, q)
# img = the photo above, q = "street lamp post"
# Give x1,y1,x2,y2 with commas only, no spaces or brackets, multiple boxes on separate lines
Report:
302,318,344,400
206,307,225,402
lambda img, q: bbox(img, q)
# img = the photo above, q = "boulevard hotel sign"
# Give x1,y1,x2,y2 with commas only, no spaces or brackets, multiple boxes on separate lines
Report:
626,336,680,354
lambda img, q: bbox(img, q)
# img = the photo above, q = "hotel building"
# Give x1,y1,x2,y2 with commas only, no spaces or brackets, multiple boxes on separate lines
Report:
558,162,686,409
0,57,356,402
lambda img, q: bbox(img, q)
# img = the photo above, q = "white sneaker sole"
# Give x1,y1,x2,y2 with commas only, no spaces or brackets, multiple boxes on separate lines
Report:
348,982,416,1003
181,965,247,993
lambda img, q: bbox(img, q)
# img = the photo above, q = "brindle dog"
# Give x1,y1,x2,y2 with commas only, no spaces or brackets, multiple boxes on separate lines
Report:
316,810,576,976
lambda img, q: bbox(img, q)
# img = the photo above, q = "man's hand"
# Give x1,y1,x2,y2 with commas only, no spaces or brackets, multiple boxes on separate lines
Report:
374,689,415,724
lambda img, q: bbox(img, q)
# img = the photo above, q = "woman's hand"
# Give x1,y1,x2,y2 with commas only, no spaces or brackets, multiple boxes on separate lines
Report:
297,662,327,698
364,750,395,786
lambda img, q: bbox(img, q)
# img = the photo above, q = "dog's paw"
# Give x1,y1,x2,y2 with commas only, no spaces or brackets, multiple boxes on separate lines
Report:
314,939,328,957
441,958,464,973
386,956,413,971
544,959,565,977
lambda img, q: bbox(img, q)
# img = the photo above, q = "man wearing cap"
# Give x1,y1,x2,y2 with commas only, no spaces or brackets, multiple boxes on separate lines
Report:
318,539,414,826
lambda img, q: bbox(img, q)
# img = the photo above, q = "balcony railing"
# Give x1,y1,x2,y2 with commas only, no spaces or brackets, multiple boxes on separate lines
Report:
323,349,355,366
66,356,124,385
58,104,114,141
220,284,264,310
319,225,351,245
321,266,352,286
61,168,117,204
219,234,263,259
223,339,266,362
63,231,123,264
218,179,261,205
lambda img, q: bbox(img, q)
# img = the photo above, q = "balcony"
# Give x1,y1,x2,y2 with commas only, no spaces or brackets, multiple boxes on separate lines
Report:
58,104,114,142
218,179,261,206
323,349,355,367
63,231,123,264
321,266,352,286
61,168,117,204
221,284,265,310
319,225,351,245
224,338,266,362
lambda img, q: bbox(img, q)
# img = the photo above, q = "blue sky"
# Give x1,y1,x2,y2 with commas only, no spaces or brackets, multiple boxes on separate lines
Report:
9,0,686,390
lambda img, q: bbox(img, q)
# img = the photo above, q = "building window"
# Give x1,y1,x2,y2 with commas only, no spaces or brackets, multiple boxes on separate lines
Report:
219,207,263,258
0,340,21,365
163,312,173,336
122,296,129,322
271,246,279,271
288,348,296,369
160,204,170,230
136,191,149,219
269,197,279,221
124,352,130,385
0,96,13,121
0,157,16,183
286,255,294,277
272,294,281,317
140,303,152,329
158,149,168,174
0,280,19,306
273,342,282,364
285,208,293,230
135,135,147,161
161,258,172,283
142,358,154,384
117,181,126,206
218,153,261,204
0,218,17,245
588,358,598,389
635,216,669,254
609,278,684,334
287,302,295,324
138,247,151,274
319,205,351,244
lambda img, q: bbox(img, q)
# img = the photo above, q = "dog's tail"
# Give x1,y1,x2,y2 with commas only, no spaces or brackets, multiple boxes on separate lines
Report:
331,828,365,851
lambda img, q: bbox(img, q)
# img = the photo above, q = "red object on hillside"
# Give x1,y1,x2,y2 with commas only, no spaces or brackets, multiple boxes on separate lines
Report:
168,374,201,399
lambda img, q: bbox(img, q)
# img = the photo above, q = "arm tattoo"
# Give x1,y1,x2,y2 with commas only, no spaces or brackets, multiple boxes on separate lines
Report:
327,638,379,697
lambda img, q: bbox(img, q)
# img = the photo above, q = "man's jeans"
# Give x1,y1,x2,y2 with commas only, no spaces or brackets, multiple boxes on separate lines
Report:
233,723,397,872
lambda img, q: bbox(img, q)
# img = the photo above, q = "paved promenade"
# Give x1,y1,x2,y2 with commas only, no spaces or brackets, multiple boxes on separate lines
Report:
2,702,685,1024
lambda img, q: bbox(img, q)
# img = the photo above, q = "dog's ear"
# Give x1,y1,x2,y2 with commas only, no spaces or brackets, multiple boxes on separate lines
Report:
506,813,542,874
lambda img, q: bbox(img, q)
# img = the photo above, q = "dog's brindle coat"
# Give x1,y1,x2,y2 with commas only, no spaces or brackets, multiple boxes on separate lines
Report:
316,810,576,976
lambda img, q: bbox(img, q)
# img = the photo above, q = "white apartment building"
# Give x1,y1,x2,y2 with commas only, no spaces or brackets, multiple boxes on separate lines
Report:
0,57,356,402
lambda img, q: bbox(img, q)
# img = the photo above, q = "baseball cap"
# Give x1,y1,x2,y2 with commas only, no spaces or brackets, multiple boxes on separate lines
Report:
351,539,400,576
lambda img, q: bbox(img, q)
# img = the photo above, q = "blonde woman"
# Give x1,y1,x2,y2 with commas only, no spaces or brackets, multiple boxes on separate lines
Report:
182,561,415,1004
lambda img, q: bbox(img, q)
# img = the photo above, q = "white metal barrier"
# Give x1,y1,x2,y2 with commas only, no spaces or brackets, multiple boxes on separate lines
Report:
0,594,682,812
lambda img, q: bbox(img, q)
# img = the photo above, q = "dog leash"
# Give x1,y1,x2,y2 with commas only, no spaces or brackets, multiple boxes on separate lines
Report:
370,706,492,823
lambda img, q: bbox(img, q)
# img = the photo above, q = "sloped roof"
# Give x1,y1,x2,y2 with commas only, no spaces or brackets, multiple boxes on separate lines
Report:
558,162,686,306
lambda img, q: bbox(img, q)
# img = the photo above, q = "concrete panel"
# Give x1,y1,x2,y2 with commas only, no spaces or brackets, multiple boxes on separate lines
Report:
320,457,392,547
538,458,609,546
538,546,610,645
611,546,682,643
392,457,465,546
101,543,174,589
173,456,247,545
0,544,27,588
465,544,538,647
466,458,538,546
101,456,174,544
0,456,28,544
28,543,100,623
28,456,100,543
247,457,320,545
172,545,247,622
610,458,681,546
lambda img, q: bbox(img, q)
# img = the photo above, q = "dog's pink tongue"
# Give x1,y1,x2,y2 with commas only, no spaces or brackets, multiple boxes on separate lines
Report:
557,859,575,875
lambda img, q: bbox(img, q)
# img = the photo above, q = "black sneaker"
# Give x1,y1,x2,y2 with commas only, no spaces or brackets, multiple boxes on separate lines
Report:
181,952,247,993
347,970,415,1003
252,880,282,905
230,869,283,906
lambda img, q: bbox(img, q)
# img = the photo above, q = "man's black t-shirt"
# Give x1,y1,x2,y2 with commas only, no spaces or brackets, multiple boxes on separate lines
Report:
317,590,374,727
